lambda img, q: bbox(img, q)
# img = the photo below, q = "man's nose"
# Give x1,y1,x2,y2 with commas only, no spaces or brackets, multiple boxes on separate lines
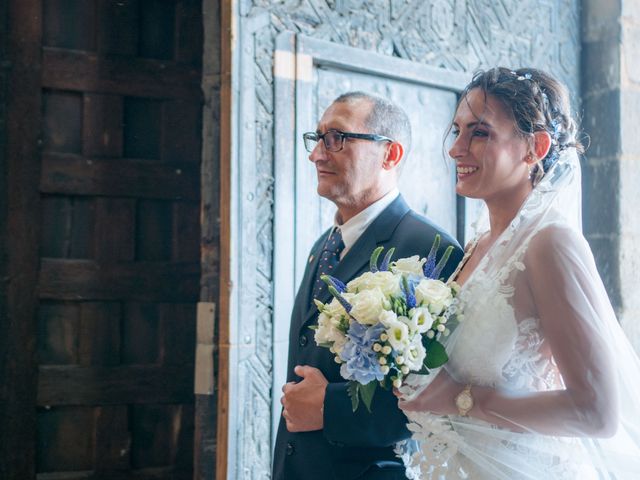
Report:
309,141,325,163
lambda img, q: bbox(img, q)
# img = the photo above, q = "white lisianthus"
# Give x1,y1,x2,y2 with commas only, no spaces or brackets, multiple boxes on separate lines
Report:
409,306,434,333
397,315,413,333
349,288,387,325
346,271,402,297
378,309,398,328
386,318,410,352
403,335,427,371
415,279,453,315
314,312,347,348
390,255,426,276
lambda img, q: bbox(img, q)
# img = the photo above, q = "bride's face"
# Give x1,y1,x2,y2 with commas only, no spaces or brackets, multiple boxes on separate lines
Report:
449,88,531,202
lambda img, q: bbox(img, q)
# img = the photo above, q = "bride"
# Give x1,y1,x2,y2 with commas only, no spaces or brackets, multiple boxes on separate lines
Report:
396,67,640,479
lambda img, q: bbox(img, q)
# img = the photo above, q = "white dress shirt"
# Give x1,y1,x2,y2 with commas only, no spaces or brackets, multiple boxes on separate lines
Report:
332,188,400,259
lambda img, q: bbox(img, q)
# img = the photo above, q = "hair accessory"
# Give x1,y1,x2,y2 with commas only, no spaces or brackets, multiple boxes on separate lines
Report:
517,73,532,81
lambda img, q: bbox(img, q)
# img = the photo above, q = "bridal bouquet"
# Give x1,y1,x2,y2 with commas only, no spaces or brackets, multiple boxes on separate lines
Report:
312,235,461,412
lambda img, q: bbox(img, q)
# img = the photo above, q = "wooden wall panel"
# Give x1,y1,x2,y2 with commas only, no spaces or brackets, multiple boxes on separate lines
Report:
36,406,95,472
1,1,205,478
42,91,82,154
42,0,97,51
96,0,139,56
83,94,124,158
37,302,80,365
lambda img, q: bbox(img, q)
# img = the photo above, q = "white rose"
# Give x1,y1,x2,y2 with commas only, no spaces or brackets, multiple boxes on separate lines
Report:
408,306,434,333
390,255,426,276
415,279,453,315
346,271,401,297
349,288,388,325
385,317,410,352
403,335,426,371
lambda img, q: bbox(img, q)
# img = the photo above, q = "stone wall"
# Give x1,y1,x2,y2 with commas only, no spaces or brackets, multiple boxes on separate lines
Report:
582,0,640,351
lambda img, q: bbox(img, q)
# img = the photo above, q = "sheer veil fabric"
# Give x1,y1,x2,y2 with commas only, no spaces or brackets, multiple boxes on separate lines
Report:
397,149,640,479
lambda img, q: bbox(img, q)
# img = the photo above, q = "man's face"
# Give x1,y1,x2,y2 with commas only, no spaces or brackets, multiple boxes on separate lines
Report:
309,100,389,207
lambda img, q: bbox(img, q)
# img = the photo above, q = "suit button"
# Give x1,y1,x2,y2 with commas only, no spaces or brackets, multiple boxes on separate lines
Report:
286,442,295,455
299,335,308,347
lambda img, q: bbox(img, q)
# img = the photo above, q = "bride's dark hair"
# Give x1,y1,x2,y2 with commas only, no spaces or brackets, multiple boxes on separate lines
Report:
453,67,584,185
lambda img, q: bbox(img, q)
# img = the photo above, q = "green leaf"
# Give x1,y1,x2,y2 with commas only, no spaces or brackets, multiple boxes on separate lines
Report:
359,381,378,413
347,381,360,412
369,246,384,272
424,340,449,368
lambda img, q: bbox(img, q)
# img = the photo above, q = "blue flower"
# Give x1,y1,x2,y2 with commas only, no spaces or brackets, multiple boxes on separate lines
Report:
339,321,386,384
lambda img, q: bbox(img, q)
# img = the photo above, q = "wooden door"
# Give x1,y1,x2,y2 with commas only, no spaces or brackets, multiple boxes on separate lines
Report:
35,1,203,479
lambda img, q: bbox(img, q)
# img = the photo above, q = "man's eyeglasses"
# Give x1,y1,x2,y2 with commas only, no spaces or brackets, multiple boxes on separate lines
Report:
302,129,394,153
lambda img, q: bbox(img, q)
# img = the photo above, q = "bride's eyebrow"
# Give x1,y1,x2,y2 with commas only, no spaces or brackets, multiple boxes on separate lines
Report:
467,121,492,129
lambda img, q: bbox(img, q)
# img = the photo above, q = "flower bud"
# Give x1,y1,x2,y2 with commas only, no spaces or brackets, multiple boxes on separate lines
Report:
334,356,342,364
381,365,390,375
379,357,387,365
393,378,402,388
437,324,446,332
401,365,410,375
373,343,382,352
444,328,451,336
380,333,389,341
426,330,435,339
382,346,392,355
396,356,405,365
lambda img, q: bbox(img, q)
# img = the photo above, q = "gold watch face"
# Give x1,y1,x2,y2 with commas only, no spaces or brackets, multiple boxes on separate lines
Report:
456,392,473,410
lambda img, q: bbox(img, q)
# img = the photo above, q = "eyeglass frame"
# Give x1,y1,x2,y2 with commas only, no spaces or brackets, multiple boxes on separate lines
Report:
302,129,395,153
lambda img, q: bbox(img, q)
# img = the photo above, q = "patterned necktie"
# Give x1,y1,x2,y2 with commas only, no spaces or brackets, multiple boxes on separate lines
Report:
312,228,345,301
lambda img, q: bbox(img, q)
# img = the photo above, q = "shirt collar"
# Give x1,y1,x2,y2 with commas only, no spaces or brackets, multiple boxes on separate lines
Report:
334,188,399,257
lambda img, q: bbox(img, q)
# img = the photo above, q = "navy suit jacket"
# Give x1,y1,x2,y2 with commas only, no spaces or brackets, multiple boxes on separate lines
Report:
272,195,463,480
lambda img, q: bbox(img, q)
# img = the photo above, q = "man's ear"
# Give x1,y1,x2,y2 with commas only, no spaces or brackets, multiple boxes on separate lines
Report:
383,142,404,170
532,131,552,162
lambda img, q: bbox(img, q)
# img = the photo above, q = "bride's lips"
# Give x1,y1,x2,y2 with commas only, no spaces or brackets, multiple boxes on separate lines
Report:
317,169,336,176
456,164,479,179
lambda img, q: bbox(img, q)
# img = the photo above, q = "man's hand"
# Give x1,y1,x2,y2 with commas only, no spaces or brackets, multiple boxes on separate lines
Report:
281,365,329,432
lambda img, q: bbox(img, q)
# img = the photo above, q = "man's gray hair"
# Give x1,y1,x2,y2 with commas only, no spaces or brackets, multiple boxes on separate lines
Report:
333,91,412,159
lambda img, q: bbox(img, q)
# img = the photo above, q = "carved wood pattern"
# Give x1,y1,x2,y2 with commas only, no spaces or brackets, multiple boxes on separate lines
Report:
230,1,580,476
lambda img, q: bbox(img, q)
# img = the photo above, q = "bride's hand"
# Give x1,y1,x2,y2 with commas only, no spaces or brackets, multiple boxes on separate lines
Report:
397,369,462,416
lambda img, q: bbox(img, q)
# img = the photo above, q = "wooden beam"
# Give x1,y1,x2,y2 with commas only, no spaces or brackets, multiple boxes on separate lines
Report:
0,0,42,479
38,365,194,405
216,0,233,478
39,259,202,302
37,467,193,480
40,153,200,200
42,48,204,100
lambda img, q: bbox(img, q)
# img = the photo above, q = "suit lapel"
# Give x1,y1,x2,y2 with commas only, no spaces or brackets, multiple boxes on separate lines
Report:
299,195,411,331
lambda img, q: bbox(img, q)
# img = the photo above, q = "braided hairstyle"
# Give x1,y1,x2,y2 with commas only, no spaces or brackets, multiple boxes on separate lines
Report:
455,67,583,185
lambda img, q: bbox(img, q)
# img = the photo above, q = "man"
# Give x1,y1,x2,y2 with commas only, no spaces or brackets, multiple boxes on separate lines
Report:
272,92,463,480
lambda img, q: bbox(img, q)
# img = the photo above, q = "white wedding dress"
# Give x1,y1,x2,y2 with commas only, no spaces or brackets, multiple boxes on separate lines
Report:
397,151,640,479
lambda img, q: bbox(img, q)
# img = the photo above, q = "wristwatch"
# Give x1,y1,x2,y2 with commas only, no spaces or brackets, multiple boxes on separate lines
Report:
454,384,474,416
